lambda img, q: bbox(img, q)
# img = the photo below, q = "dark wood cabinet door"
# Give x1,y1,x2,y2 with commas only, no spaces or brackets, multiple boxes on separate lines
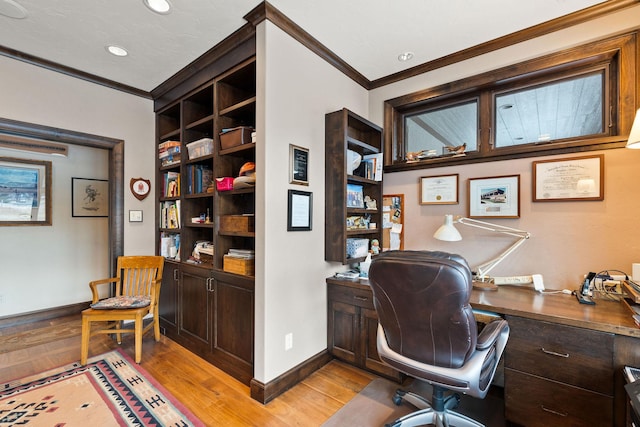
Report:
179,267,211,346
328,299,359,365
209,275,254,384
159,261,179,329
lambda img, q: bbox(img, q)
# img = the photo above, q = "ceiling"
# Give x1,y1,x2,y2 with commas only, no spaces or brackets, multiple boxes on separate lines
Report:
0,0,608,94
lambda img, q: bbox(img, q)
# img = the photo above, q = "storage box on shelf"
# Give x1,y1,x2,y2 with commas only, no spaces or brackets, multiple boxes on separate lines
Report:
220,214,254,233
220,126,253,150
223,255,255,276
187,137,214,159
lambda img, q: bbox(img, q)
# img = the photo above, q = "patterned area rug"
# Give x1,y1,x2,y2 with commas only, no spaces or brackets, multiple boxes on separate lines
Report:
0,349,204,426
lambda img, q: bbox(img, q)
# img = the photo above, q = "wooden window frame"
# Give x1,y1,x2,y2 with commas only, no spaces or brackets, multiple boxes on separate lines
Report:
383,32,637,172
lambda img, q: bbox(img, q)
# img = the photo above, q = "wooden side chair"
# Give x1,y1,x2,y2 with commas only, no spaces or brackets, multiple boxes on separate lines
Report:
80,255,165,365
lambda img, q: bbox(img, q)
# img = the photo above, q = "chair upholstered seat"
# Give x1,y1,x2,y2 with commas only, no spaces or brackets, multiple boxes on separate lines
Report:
369,250,509,427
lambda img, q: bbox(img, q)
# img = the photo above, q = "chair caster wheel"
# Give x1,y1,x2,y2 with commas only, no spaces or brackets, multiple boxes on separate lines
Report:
392,389,406,406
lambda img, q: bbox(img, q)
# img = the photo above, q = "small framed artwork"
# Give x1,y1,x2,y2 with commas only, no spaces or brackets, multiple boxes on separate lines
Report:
72,177,109,217
420,174,458,205
129,210,143,222
289,144,309,185
532,154,604,202
287,189,312,231
468,175,520,218
0,156,52,226
346,184,364,208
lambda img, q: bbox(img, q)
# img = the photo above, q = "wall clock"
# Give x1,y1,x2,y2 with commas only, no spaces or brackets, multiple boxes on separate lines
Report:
130,178,151,201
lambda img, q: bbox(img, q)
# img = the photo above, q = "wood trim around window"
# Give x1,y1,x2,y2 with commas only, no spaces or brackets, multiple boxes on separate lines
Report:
383,31,638,173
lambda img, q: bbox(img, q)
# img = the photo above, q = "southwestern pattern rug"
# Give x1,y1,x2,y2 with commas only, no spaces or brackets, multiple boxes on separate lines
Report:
0,349,204,426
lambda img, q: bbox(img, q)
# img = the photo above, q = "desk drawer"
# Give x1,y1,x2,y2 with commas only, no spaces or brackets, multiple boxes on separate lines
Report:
505,315,614,394
328,283,374,309
505,369,613,427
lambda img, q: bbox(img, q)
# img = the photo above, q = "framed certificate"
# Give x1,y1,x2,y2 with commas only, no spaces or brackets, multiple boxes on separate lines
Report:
287,189,312,231
419,174,458,205
532,154,604,202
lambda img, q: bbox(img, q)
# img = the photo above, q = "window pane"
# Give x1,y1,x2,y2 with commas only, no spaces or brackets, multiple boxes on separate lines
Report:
404,100,478,159
495,73,604,147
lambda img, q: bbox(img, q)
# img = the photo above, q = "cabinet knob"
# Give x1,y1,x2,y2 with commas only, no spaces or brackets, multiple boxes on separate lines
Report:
354,295,368,301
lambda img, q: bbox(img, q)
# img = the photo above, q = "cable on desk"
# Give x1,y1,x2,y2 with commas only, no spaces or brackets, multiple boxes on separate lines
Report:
593,269,629,302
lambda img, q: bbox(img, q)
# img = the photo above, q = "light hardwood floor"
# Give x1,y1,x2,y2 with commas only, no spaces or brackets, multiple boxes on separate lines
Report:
0,314,378,426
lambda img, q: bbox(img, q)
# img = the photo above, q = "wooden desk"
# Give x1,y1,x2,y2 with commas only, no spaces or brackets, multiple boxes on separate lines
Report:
327,278,640,427
472,286,640,427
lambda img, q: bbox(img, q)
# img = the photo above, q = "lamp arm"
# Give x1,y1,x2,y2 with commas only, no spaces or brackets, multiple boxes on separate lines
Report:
454,216,530,281
456,216,529,239
475,235,529,281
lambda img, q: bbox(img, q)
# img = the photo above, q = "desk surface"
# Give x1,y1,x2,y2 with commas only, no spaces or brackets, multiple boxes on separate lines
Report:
327,277,640,338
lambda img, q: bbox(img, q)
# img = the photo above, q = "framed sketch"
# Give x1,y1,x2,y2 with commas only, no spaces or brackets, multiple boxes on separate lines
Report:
420,174,458,205
289,144,309,185
287,189,312,231
468,175,520,218
532,154,604,202
0,156,52,226
72,177,109,217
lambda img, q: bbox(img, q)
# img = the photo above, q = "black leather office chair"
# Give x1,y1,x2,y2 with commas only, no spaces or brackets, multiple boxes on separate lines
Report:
368,250,509,427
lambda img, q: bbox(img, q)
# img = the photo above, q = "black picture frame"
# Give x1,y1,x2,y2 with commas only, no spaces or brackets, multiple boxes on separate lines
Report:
289,144,309,185
287,189,312,231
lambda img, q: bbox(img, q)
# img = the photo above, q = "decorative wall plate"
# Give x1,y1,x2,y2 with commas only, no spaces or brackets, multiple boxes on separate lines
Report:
130,178,151,200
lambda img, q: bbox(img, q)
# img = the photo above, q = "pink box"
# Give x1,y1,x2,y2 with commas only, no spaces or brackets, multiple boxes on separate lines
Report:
216,177,234,191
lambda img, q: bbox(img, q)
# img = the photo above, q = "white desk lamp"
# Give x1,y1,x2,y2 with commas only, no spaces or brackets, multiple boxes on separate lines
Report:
626,108,640,149
433,214,531,290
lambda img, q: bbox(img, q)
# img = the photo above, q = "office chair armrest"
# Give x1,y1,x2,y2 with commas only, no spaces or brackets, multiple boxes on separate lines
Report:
88,277,119,303
476,319,508,350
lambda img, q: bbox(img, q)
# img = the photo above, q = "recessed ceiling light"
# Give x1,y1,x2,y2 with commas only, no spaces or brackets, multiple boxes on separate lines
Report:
0,0,28,19
106,45,128,57
143,0,171,14
398,52,414,62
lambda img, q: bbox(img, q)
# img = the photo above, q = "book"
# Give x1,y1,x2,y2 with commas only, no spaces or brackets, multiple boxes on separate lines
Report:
363,153,383,181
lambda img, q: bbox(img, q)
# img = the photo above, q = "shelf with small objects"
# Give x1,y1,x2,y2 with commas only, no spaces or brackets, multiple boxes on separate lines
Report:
325,108,383,264
214,58,256,276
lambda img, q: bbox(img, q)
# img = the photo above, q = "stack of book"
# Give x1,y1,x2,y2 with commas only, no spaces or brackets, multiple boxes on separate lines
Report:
226,248,255,259
158,140,181,167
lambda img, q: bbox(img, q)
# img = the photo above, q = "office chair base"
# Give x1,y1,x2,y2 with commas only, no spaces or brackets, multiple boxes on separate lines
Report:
394,389,460,411
386,407,484,427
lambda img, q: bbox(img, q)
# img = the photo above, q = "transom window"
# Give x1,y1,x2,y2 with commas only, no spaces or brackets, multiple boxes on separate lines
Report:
384,33,636,172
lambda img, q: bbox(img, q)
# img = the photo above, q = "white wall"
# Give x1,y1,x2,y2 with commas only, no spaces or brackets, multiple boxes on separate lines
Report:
255,21,369,383
369,6,640,289
0,56,155,317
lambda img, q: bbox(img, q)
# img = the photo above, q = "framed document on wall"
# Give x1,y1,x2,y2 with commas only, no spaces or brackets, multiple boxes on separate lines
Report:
532,154,604,202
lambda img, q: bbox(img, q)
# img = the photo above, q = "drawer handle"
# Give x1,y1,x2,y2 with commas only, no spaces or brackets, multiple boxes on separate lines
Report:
541,347,569,358
353,296,368,301
541,405,568,417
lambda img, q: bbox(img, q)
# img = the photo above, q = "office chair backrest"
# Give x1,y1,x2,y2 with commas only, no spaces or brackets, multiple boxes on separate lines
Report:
369,250,477,369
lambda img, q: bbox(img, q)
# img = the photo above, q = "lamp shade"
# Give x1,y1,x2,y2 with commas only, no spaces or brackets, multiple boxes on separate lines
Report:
433,214,462,241
627,108,640,149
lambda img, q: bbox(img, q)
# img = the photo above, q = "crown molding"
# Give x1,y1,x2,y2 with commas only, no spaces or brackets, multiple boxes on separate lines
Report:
0,44,151,99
